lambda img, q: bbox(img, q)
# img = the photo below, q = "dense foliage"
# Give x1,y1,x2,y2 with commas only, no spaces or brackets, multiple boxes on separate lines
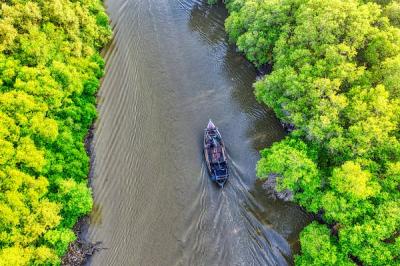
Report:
225,0,400,265
0,0,111,264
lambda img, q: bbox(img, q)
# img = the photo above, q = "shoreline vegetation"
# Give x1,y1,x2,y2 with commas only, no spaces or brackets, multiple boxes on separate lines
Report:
61,125,98,265
220,0,400,265
0,0,111,265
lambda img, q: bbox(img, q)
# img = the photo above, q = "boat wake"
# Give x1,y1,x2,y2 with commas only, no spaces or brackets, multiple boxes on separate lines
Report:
175,150,295,266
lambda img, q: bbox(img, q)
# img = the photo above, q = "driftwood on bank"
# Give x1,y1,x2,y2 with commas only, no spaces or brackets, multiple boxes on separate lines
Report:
261,174,293,202
61,216,106,266
62,124,105,265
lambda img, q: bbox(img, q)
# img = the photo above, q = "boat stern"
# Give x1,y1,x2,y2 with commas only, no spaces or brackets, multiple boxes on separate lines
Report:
214,174,228,188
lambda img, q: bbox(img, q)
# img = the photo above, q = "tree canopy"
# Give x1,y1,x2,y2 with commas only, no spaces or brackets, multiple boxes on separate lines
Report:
0,0,111,264
225,0,400,265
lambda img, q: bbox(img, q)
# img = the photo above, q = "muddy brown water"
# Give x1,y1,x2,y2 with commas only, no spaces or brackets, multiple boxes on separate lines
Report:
86,0,312,265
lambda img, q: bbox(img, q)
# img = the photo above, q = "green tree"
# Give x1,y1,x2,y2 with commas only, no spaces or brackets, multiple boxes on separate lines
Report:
0,0,111,264
225,0,400,264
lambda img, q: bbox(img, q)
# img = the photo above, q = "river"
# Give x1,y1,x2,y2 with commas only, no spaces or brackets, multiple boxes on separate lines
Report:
86,0,311,265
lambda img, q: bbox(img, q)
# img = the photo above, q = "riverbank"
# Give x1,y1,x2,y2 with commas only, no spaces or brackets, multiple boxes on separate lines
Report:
222,0,400,265
62,126,98,265
0,1,111,264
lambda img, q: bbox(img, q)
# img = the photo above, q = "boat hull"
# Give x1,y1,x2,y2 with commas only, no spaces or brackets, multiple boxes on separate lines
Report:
203,120,229,187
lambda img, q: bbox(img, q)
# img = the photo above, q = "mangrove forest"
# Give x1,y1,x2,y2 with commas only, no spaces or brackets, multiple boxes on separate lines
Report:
0,0,110,264
224,0,400,265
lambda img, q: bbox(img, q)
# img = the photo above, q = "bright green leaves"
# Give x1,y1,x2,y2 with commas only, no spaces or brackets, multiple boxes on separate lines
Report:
320,162,380,224
14,65,64,108
257,138,322,212
0,2,41,53
0,20,17,53
16,137,46,172
0,139,14,166
0,0,110,264
0,246,59,266
294,0,380,54
341,85,400,161
225,0,296,66
307,79,348,144
54,179,93,228
383,1,400,27
18,27,52,66
379,54,400,97
331,161,380,200
338,200,400,265
295,222,353,266
44,228,76,257
0,169,61,248
257,139,320,193
382,162,400,192
0,247,34,266
31,114,59,141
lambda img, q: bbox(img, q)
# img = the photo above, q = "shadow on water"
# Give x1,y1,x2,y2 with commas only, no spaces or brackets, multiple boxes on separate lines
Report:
187,1,228,45
188,0,286,150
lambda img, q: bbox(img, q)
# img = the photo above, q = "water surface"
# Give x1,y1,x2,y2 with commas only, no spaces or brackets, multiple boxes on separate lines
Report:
87,0,311,265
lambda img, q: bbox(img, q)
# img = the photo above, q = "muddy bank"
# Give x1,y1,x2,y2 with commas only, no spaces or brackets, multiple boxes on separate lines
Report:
61,217,98,266
61,125,97,265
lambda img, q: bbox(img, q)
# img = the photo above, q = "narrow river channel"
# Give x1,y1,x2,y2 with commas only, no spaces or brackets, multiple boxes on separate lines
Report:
86,0,311,265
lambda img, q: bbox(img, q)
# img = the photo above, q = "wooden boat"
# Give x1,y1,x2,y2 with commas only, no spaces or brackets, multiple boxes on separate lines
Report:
203,120,229,187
